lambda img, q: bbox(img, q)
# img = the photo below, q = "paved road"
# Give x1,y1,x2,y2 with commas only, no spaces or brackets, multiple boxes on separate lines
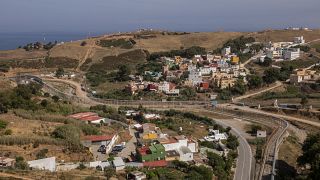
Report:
118,125,137,158
214,119,252,180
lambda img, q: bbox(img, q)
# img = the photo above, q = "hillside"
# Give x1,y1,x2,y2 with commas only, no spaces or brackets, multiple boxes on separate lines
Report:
1,29,320,74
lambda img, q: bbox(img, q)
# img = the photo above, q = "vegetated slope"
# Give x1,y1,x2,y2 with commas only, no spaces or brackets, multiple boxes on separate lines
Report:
88,49,147,72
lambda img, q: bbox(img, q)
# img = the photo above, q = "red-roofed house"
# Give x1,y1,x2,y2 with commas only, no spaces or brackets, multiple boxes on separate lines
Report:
68,112,105,124
79,115,106,124
198,82,210,92
147,84,158,91
81,135,119,154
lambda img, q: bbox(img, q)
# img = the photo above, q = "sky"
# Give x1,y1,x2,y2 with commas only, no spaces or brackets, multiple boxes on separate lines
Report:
0,0,320,33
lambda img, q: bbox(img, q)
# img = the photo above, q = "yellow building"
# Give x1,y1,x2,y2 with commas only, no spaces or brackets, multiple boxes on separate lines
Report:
142,133,158,140
231,56,240,64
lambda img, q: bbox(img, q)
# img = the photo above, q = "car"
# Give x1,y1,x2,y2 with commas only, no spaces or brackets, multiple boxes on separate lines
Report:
97,145,106,152
112,145,125,152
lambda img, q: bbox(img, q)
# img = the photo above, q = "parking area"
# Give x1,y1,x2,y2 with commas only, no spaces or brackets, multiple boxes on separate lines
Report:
117,125,137,158
91,145,108,161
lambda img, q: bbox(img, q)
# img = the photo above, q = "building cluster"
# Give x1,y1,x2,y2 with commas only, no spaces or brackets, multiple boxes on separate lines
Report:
126,47,247,95
261,36,305,62
134,123,198,164
290,68,320,84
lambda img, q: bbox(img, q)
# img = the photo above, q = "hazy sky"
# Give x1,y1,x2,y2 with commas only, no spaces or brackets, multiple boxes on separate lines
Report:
0,0,319,33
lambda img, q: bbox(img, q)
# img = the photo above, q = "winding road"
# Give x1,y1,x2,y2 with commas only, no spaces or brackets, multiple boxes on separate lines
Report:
10,74,320,180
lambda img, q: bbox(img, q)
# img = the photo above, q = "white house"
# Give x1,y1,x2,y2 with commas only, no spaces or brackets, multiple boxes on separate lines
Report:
294,36,305,44
28,157,56,172
200,66,216,75
158,81,170,92
89,161,111,170
222,46,231,56
113,157,125,171
143,113,161,120
188,70,203,86
204,130,228,142
158,81,179,95
283,48,300,60
159,135,198,161
177,146,193,162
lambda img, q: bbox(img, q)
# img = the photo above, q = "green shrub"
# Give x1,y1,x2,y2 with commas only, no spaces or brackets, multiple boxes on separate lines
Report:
0,119,8,129
36,148,48,159
4,129,12,135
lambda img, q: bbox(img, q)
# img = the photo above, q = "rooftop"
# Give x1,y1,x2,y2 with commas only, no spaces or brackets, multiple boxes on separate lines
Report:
113,157,125,167
68,112,97,119
79,115,104,122
166,150,179,157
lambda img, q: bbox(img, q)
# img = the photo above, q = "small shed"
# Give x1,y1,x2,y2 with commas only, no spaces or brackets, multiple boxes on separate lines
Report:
257,130,267,138
113,157,125,171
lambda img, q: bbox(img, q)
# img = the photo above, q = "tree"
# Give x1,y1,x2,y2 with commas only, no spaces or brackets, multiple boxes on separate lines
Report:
180,87,197,99
104,167,116,179
52,95,60,102
55,67,65,78
300,95,309,108
0,103,8,114
261,57,272,66
15,156,29,170
51,125,82,151
115,65,131,81
247,75,263,89
263,68,280,84
36,149,48,159
80,41,87,46
298,133,320,179
231,79,247,95
226,134,239,150
40,99,48,107
189,165,213,180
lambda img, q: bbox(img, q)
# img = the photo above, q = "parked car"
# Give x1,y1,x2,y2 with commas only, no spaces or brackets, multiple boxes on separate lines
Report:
98,145,106,152
112,145,125,152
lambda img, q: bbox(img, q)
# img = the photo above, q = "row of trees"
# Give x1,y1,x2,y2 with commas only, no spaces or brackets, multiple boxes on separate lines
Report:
20,41,57,51
148,46,207,60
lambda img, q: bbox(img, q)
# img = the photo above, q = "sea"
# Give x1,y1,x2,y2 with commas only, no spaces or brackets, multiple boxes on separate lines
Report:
0,32,102,51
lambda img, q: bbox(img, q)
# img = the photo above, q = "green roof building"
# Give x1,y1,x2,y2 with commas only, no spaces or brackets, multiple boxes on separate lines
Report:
137,144,165,162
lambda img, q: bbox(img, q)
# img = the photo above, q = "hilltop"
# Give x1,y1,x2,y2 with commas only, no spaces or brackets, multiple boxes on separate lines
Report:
1,29,320,74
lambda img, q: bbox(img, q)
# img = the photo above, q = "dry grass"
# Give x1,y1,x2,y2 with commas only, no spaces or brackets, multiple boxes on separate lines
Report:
95,81,127,93
0,49,47,61
0,113,92,162
250,29,320,43
0,77,15,92
278,135,302,169
134,32,245,52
